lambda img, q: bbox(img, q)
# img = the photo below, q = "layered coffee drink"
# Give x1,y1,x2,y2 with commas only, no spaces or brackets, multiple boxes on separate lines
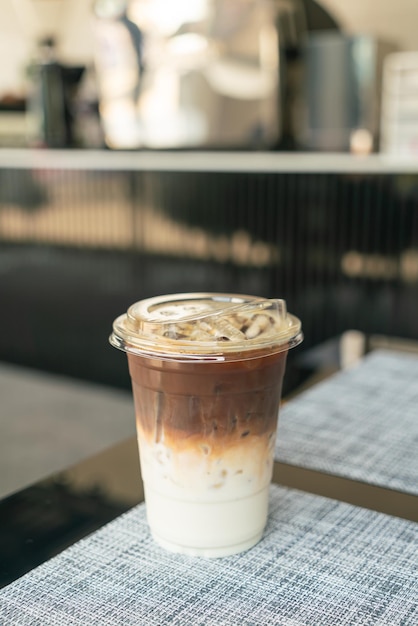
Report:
110,293,302,557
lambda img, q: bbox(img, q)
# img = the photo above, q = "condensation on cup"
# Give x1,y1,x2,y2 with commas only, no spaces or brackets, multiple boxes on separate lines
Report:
110,293,303,557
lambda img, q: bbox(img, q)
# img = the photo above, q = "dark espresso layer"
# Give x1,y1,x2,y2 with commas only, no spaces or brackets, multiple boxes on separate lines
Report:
128,351,287,444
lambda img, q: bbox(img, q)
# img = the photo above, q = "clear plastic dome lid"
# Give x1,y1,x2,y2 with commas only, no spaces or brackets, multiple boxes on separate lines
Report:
110,292,303,361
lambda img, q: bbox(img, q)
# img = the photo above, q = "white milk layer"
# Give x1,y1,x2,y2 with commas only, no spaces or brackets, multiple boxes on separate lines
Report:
137,430,276,556
145,484,269,557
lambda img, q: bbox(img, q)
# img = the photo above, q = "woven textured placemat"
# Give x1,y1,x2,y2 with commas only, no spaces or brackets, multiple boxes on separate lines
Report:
1,484,417,625
276,350,418,494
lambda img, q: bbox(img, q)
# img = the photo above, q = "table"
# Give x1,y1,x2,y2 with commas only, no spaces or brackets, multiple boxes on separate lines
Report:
276,350,418,495
1,484,417,626
0,347,417,624
0,362,135,499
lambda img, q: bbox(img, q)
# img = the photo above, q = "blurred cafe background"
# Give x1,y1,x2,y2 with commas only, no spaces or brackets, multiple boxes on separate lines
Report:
0,1,418,412
2,0,418,153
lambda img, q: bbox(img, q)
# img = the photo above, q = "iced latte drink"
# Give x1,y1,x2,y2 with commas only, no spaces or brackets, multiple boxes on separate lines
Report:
110,293,302,557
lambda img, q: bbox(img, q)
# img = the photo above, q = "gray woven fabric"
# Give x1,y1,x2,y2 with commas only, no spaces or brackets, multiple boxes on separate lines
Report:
276,350,418,494
1,485,417,625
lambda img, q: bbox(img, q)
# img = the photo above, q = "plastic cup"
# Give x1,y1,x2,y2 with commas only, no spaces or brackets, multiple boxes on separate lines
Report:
110,293,302,557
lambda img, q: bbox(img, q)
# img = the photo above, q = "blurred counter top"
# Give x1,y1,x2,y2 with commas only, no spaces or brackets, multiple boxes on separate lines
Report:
1,148,418,174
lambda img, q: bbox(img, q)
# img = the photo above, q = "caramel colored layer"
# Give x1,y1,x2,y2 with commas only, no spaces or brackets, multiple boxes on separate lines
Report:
137,428,276,499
